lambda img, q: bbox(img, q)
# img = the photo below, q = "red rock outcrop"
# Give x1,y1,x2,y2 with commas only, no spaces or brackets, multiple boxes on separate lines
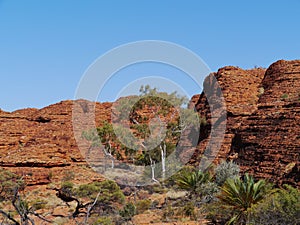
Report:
231,60,300,187
1,59,299,188
0,100,112,185
190,66,265,165
193,60,299,187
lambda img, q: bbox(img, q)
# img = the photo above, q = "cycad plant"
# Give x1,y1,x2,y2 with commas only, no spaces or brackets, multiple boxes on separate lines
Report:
218,173,271,224
176,169,211,192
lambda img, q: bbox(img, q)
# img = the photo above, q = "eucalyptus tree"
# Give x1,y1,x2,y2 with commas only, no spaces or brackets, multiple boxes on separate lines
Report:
83,85,204,183
114,85,202,182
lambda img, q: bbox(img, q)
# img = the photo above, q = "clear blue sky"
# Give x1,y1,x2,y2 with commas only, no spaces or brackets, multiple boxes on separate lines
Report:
1,0,299,112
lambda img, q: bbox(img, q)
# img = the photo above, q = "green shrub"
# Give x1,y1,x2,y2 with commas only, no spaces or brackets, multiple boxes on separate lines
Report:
215,161,240,186
0,168,25,201
92,216,113,225
166,165,194,186
61,181,74,190
162,204,175,222
181,202,196,218
76,183,99,198
281,93,288,99
30,198,48,210
218,174,271,224
195,181,219,203
76,180,125,204
136,199,151,213
249,184,300,224
176,169,211,192
119,202,136,220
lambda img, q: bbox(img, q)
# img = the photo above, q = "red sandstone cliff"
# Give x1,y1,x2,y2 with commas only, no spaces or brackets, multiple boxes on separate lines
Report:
232,60,300,187
192,60,299,187
0,100,112,185
0,59,299,188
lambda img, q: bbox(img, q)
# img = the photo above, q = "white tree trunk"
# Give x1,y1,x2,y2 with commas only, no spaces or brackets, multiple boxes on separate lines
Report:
103,143,114,169
160,142,166,180
150,157,159,183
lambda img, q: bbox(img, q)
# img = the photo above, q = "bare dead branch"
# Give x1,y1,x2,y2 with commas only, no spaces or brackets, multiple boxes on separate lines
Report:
0,209,20,225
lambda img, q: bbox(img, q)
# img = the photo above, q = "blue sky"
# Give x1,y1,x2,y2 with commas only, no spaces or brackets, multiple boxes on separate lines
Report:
0,1,299,112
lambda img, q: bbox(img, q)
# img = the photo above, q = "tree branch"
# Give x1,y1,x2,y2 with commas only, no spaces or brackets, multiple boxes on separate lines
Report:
30,211,53,224
84,191,101,224
0,209,20,225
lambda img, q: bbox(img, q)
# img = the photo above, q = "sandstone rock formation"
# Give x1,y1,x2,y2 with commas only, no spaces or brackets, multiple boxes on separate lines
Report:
0,59,299,189
190,66,265,165
232,60,300,187
192,60,299,187
0,100,111,185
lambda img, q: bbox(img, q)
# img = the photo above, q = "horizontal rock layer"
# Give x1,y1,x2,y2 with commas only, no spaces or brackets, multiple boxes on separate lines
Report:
193,60,299,187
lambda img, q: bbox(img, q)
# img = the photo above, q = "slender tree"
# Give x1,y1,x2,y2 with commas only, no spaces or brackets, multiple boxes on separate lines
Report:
83,85,204,183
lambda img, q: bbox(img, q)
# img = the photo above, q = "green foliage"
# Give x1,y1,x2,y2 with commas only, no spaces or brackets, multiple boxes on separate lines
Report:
30,198,47,210
131,123,150,138
92,216,113,225
176,169,211,192
166,165,193,186
0,168,25,201
97,121,115,144
113,124,138,150
195,181,219,203
249,184,300,224
136,199,151,213
281,93,288,99
215,161,240,186
76,180,125,204
162,204,175,222
81,128,102,147
139,84,188,108
82,85,204,187
76,183,99,198
61,181,74,190
218,174,271,224
119,202,136,220
115,96,139,121
82,121,138,162
181,201,196,218
16,199,29,211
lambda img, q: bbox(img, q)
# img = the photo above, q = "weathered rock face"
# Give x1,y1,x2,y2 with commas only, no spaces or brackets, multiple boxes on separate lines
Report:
0,100,111,185
0,60,299,188
193,60,300,187
190,66,265,165
232,60,300,187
